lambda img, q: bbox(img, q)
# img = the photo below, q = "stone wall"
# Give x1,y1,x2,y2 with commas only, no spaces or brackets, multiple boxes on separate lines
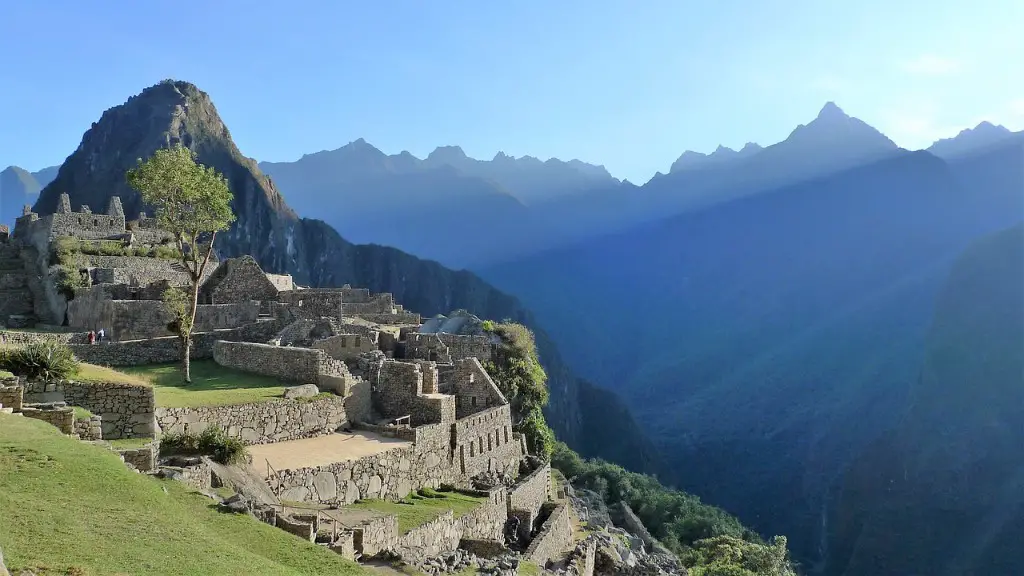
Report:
265,273,294,292
357,312,421,325
213,341,325,384
459,486,509,543
155,394,348,445
22,379,155,439
0,330,84,346
397,510,461,559
370,359,455,426
0,383,23,412
406,333,493,364
524,503,573,565
452,358,507,419
344,377,373,424
452,404,520,478
79,255,200,287
274,440,457,506
74,414,103,440
278,290,343,319
341,293,395,315
70,320,283,366
119,442,157,472
508,462,552,537
566,538,597,576
21,405,74,434
201,256,281,304
68,296,259,341
355,514,399,558
312,333,377,362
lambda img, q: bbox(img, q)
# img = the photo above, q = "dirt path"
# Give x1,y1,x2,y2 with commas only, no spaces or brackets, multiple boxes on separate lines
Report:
247,431,411,476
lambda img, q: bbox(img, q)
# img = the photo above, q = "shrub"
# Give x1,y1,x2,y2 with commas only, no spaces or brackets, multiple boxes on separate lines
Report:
0,340,80,381
49,235,182,263
160,426,247,465
54,260,88,299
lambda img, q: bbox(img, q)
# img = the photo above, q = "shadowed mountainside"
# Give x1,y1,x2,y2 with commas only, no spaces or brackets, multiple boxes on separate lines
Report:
479,141,1024,566
826,223,1024,575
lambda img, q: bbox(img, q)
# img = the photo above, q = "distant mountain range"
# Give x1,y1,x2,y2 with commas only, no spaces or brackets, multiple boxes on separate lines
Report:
0,165,57,228
478,130,1024,571
259,102,1020,270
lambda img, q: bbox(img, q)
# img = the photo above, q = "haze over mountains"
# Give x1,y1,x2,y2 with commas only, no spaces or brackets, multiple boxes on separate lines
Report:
256,103,1022,573
259,102,1017,271
0,165,58,228
11,83,1024,574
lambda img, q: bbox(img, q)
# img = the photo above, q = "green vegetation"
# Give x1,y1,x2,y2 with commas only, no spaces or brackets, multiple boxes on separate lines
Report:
52,236,182,263
54,259,89,298
682,535,797,576
551,442,797,574
73,363,150,386
0,414,368,575
127,143,236,383
0,340,80,380
160,425,248,465
346,488,485,534
481,320,555,459
123,360,287,407
517,561,541,576
106,437,154,450
71,406,94,420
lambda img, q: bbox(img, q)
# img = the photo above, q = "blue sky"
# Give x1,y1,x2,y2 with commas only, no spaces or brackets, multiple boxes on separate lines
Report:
2,0,1022,182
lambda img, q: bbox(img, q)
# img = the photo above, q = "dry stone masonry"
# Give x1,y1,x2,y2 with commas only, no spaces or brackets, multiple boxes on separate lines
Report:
0,199,583,573
21,378,155,439
156,395,348,445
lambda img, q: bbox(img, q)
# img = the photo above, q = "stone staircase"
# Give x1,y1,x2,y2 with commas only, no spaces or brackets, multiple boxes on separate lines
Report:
0,242,35,327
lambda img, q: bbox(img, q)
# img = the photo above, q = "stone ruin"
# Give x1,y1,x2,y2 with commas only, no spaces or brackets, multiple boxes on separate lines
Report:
0,194,608,573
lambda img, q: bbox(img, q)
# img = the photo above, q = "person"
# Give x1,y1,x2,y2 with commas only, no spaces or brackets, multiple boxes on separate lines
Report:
97,328,105,342
87,330,95,345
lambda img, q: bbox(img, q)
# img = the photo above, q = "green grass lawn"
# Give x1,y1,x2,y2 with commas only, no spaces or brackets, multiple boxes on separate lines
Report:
121,360,288,407
346,490,486,535
0,414,369,576
74,363,151,386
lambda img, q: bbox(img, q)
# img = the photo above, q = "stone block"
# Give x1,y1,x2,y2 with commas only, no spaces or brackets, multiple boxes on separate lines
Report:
284,384,320,399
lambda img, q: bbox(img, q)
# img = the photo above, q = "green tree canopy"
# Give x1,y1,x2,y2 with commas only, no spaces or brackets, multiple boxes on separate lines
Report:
126,144,234,382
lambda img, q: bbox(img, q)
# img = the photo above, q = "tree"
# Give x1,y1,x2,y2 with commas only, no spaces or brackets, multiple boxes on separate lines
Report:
481,321,555,459
126,145,234,382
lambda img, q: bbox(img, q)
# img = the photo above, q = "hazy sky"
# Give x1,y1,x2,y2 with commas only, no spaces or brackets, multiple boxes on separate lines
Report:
1,0,1022,182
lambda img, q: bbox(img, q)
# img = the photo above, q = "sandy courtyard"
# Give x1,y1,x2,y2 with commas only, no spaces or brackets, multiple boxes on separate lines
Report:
247,430,411,476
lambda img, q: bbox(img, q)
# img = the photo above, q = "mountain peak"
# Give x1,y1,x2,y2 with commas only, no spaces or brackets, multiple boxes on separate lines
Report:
427,145,468,164
927,120,1017,158
817,101,849,121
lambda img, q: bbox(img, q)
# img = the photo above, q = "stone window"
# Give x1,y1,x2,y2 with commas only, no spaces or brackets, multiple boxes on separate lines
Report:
478,437,484,454
487,432,492,451
469,442,475,457
471,396,477,407
504,427,509,444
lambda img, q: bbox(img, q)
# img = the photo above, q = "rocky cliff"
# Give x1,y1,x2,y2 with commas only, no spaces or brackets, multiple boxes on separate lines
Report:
30,80,656,467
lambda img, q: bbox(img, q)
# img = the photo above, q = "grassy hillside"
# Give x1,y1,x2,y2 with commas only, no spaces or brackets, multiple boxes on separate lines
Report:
0,415,369,576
